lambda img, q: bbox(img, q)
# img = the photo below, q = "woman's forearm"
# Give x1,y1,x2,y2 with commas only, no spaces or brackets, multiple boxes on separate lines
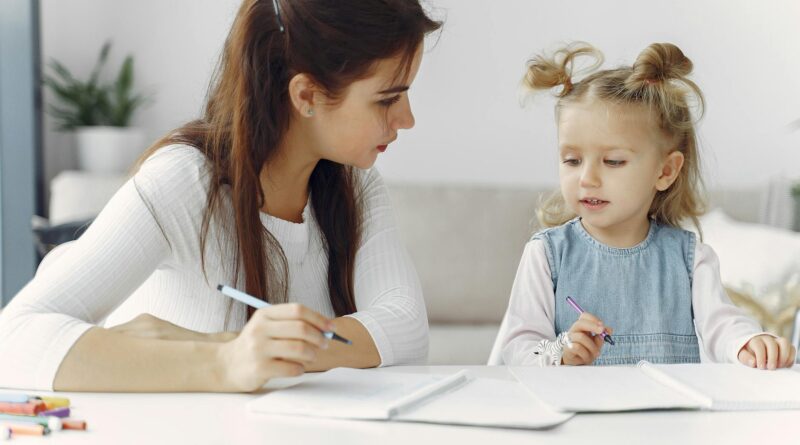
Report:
53,327,230,392
305,317,381,371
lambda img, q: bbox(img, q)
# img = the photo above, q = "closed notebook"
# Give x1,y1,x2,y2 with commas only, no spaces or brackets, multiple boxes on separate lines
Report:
248,367,573,429
510,362,800,412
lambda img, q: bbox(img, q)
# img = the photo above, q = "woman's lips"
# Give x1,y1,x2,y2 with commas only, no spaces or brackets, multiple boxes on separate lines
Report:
376,145,388,153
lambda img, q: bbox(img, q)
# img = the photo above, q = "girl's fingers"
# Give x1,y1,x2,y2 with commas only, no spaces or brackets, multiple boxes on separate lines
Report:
570,332,600,358
578,312,601,325
764,337,778,370
738,348,756,368
262,320,328,348
749,337,767,369
565,342,594,365
570,319,608,337
258,303,333,332
789,346,797,368
777,337,794,368
592,333,605,350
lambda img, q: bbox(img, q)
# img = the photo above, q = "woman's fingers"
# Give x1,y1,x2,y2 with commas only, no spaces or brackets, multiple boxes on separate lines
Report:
262,320,329,348
258,303,333,333
262,359,304,379
264,339,318,364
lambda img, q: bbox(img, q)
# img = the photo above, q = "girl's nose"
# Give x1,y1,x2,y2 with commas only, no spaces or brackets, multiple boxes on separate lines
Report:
579,165,601,188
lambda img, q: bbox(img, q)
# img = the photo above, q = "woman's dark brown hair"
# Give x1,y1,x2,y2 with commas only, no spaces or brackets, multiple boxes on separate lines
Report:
138,0,441,317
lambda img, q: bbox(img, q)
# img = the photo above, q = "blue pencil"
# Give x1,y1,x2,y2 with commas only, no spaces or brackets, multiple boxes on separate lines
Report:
216,284,352,345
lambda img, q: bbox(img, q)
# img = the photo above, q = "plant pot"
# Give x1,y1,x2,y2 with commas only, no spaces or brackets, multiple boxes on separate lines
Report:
74,126,145,174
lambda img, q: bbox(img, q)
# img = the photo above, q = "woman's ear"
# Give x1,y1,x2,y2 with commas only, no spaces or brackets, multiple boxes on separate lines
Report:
288,73,319,117
655,150,685,191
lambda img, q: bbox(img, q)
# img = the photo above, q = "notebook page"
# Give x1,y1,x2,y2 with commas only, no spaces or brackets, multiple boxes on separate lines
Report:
248,368,466,420
510,366,704,412
395,377,574,429
651,364,800,411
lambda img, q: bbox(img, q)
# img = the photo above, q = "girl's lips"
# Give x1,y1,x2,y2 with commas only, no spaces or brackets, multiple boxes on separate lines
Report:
376,145,388,153
580,198,609,211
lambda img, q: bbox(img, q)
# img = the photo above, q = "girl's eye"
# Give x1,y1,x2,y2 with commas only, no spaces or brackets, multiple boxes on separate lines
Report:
605,160,626,167
562,158,580,166
379,95,401,107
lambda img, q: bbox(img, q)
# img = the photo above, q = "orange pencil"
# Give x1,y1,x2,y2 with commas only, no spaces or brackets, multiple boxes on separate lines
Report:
0,401,46,415
3,423,50,436
62,419,87,431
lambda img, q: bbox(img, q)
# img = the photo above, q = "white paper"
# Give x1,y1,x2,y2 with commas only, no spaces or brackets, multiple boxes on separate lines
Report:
652,364,800,411
395,377,574,429
509,365,703,412
248,368,466,420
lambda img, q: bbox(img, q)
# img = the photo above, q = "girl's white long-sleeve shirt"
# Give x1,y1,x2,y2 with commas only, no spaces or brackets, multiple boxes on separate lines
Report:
0,145,428,390
489,239,767,366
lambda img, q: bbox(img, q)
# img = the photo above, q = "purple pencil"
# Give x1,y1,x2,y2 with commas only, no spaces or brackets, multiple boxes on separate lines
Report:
565,296,615,345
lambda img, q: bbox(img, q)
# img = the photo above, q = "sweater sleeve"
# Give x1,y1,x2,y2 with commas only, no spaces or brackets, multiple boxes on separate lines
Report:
692,242,768,364
0,145,208,390
487,239,557,365
344,169,428,366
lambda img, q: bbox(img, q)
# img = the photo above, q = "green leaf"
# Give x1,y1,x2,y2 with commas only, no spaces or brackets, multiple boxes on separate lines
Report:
42,40,151,131
88,41,111,89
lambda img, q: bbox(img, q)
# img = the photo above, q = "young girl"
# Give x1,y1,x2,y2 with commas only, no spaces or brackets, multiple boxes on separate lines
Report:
489,42,796,369
0,0,440,392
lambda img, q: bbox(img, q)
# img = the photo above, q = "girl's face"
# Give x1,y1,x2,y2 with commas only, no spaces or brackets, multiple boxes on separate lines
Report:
308,46,423,169
557,98,682,244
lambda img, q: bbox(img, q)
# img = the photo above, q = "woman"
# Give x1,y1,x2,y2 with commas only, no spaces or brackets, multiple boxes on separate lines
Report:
0,0,441,392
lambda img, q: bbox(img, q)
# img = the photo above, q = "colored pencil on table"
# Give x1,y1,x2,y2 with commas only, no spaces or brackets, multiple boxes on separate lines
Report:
0,401,46,416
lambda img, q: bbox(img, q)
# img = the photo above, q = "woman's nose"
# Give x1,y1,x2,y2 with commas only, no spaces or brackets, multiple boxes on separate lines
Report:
392,98,415,131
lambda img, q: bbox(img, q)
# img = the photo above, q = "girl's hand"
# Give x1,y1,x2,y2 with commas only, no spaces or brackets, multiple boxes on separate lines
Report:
737,335,796,370
216,303,333,392
561,312,613,366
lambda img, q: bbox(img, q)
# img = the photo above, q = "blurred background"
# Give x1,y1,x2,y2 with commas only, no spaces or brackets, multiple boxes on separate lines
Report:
1,0,799,363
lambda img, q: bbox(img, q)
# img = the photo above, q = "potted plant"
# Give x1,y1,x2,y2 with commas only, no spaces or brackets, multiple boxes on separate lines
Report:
43,41,149,174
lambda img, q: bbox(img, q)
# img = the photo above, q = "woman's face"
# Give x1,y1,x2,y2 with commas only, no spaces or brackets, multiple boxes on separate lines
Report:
309,46,423,169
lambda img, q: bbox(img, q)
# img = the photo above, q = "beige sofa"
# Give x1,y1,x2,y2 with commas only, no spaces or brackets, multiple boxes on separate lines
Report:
45,171,785,365
387,183,770,365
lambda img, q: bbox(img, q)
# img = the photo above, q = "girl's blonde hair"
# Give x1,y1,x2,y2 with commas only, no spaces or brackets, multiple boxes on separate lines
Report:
526,42,706,232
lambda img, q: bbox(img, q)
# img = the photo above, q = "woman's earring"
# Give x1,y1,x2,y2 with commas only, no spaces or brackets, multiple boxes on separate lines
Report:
307,108,314,117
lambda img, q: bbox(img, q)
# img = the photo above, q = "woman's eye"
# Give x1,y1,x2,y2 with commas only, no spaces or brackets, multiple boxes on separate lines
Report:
605,160,626,167
562,158,580,166
379,95,401,107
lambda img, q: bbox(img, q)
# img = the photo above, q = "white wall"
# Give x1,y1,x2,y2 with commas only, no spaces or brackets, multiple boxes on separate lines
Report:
41,0,800,195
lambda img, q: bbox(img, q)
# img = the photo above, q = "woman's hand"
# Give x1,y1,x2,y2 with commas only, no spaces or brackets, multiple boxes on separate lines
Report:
109,313,237,342
737,335,796,370
561,312,613,366
216,303,333,392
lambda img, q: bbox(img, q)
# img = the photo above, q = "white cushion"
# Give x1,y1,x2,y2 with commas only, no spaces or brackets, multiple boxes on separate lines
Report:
698,209,800,300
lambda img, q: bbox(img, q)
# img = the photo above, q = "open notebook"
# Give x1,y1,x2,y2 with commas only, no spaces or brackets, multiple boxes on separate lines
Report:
511,361,800,412
248,368,573,429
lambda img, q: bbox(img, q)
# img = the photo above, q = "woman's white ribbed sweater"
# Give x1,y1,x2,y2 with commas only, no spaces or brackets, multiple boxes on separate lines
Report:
0,145,428,390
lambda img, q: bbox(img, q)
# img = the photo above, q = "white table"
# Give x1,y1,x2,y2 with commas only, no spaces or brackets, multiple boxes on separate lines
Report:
1,366,797,445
